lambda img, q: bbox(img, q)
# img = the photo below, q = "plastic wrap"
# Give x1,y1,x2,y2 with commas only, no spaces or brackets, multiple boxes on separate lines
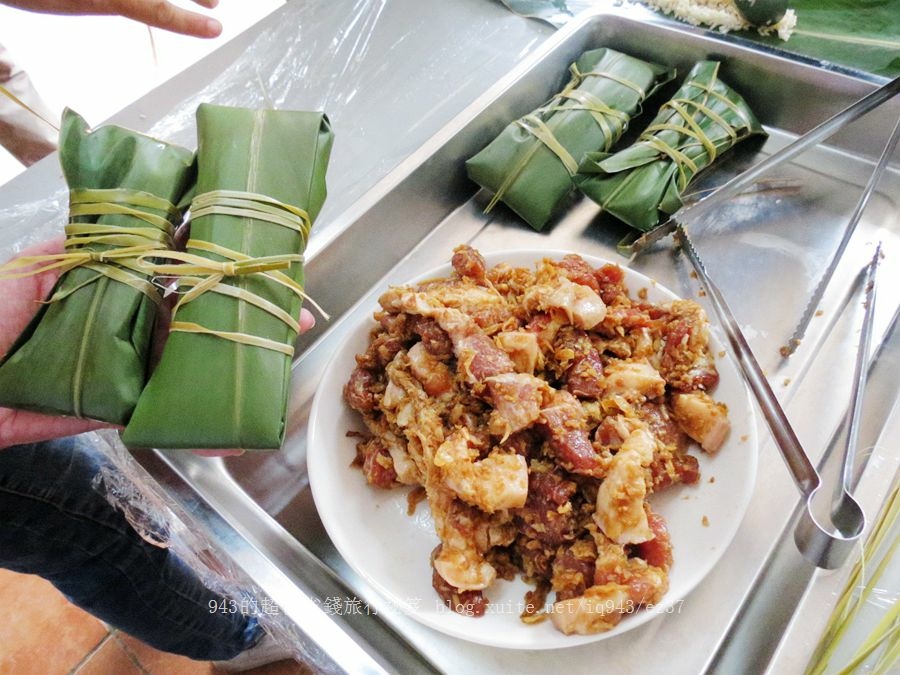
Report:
88,429,318,663
0,0,550,662
0,0,549,255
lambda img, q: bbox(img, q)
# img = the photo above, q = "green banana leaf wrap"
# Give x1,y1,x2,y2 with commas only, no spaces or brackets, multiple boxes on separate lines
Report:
465,48,675,231
574,60,767,232
122,104,334,450
0,109,194,425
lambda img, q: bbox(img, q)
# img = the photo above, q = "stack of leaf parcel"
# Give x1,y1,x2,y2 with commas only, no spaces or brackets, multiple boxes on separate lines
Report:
467,51,765,233
0,103,333,451
466,48,675,230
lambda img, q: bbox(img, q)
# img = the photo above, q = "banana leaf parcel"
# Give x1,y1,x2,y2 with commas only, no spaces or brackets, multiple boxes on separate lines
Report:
575,60,766,232
123,104,334,450
0,109,194,425
465,48,675,231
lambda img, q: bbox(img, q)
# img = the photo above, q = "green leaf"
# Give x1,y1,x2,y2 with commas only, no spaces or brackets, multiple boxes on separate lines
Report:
496,0,900,78
123,104,334,450
575,60,766,231
746,0,900,78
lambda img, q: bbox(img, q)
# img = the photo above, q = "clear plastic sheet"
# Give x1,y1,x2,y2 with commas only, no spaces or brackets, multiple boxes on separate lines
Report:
0,0,550,661
0,187,66,254
88,429,317,664
0,0,549,254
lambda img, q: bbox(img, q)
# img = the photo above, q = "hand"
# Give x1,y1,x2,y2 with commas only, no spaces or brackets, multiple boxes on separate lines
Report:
0,239,317,451
0,238,114,448
1,0,223,39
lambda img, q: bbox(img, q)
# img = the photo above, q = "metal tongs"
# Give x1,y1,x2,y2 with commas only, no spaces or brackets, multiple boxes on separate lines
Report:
624,75,900,258
677,227,882,569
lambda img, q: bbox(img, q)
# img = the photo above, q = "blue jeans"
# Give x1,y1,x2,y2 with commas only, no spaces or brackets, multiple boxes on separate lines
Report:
0,436,263,660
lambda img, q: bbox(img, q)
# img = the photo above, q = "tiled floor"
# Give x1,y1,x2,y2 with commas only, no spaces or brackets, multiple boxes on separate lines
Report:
0,568,309,675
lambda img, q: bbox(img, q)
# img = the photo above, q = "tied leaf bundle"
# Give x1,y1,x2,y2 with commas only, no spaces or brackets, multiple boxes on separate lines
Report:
123,104,334,450
465,48,675,230
575,60,766,231
0,109,194,425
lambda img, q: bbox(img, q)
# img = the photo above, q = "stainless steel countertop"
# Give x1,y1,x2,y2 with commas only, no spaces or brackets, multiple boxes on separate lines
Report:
1,2,897,673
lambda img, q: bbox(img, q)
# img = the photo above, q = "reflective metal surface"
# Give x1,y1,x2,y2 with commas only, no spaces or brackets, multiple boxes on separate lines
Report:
145,9,900,673
4,3,897,672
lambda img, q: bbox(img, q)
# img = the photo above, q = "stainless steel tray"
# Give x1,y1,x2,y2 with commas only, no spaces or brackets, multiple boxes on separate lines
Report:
147,9,900,674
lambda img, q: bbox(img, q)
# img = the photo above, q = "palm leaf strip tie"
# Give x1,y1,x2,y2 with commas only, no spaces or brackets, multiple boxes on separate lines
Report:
0,82,59,131
574,60,766,232
151,189,317,358
0,188,318,358
0,188,179,304
485,68,643,213
639,76,754,192
466,48,676,231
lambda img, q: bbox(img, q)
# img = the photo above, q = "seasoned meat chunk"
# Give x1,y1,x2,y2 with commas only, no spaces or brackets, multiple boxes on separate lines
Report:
452,244,488,284
670,391,730,453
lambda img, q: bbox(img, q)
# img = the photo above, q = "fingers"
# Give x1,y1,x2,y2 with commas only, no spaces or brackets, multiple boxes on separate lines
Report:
16,236,66,258
299,307,316,334
111,0,222,38
0,407,115,449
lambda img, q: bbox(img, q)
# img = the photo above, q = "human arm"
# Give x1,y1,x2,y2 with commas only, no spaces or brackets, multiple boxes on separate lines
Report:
0,0,223,39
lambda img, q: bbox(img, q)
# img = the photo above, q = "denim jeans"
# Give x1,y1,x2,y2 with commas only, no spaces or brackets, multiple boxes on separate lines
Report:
0,436,263,660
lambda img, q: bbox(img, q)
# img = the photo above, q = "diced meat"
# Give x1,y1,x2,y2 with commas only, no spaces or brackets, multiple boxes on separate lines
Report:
566,349,605,399
485,372,548,438
594,428,656,544
495,331,541,374
345,247,730,636
452,244,488,284
411,316,453,359
538,391,602,475
353,437,398,488
408,342,454,397
395,294,516,384
670,391,731,453
594,263,628,305
344,366,379,413
552,536,670,634
434,430,529,512
524,276,607,330
515,470,578,546
458,333,516,383
633,508,673,570
602,359,666,402
433,540,497,592
432,554,488,617
550,584,635,635
554,254,600,292
638,402,690,453
567,353,605,399
418,280,512,329
659,301,720,391
649,451,701,491
551,538,598,601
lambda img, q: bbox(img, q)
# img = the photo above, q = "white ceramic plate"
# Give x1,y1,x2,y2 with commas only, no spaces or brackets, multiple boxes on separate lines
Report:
308,250,757,650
